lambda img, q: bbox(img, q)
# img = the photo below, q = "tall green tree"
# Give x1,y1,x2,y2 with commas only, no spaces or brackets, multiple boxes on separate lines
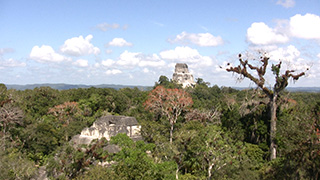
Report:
155,75,183,89
174,121,243,179
0,84,8,104
110,133,176,180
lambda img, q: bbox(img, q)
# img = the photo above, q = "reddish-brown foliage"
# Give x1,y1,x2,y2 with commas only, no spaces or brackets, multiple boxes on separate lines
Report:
144,86,193,123
48,101,80,125
144,86,193,143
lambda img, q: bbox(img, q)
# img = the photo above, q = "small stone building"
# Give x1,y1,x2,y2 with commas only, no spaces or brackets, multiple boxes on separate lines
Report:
172,63,196,88
71,115,141,144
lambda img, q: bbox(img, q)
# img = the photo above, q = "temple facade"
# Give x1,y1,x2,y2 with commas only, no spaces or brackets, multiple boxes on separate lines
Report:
172,63,196,88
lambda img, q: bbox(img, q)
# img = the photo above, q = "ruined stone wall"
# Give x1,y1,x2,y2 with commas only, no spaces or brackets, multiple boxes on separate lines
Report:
72,115,142,145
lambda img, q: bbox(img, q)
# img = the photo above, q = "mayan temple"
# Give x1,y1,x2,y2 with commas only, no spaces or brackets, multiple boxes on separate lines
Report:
172,63,196,88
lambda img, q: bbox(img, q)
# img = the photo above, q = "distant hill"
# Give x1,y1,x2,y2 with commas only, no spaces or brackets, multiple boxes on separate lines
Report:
232,86,320,93
5,83,152,91
4,83,320,92
286,87,320,93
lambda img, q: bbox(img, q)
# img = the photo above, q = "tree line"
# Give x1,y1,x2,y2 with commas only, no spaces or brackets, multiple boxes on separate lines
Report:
0,53,319,179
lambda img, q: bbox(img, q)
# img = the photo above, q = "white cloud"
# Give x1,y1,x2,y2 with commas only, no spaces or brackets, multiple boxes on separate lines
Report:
143,68,149,73
116,51,166,68
247,22,289,45
122,24,129,30
269,45,300,62
289,58,310,72
160,46,200,60
117,51,140,66
138,54,166,67
101,59,115,67
160,46,213,67
0,48,22,69
0,58,26,69
0,48,14,55
139,59,166,67
307,59,320,79
94,63,100,68
248,45,279,52
73,59,89,67
289,13,320,39
276,0,295,8
169,31,223,47
60,35,100,56
317,53,320,59
152,21,165,27
96,23,120,31
108,38,133,47
194,56,213,68
105,49,113,54
246,13,320,46
100,51,166,70
200,25,209,31
106,69,122,75
30,45,71,63
268,45,310,74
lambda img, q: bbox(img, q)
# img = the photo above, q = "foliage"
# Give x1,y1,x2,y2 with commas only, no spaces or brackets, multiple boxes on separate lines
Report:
144,86,193,144
0,148,38,180
18,87,61,120
75,165,119,180
0,81,319,179
0,83,8,104
56,134,176,179
46,138,109,179
0,102,24,135
174,121,244,179
155,75,183,89
110,133,176,179
22,122,60,162
262,102,320,179
187,83,222,110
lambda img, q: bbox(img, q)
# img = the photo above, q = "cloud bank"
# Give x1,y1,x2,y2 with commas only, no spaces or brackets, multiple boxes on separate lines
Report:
169,32,223,47
276,0,295,8
247,13,320,46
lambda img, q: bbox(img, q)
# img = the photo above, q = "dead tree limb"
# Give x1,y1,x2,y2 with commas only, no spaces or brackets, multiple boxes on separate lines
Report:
226,53,307,160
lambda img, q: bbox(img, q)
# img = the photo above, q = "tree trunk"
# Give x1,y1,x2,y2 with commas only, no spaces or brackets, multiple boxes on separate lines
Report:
208,162,214,180
270,94,278,160
176,168,179,180
170,123,174,144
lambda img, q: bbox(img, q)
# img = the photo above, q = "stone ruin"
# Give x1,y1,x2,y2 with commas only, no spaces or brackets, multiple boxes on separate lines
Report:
172,63,196,88
71,115,142,145
31,115,142,180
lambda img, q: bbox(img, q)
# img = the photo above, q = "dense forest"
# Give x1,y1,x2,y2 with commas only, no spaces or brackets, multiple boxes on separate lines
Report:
0,75,320,179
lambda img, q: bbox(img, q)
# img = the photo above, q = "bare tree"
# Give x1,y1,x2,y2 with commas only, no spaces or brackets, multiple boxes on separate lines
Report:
226,53,307,160
0,102,24,136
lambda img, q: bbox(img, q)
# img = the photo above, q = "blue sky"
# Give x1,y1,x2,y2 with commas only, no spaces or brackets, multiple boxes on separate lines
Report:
1,0,320,87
